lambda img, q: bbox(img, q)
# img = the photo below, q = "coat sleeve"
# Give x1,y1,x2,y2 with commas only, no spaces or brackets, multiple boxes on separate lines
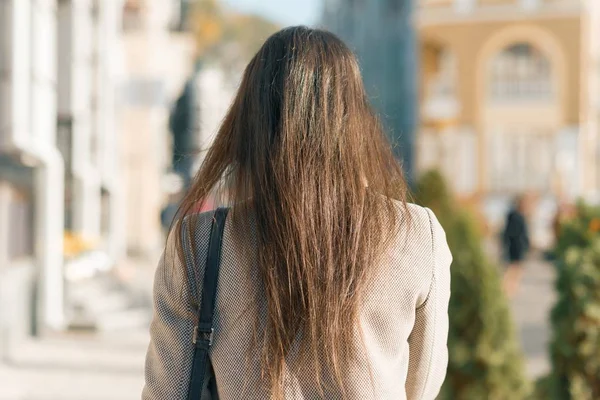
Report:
142,223,197,400
405,208,452,400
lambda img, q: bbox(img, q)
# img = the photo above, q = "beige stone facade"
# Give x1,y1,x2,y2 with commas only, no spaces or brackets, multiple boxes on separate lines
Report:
120,0,195,258
417,0,599,242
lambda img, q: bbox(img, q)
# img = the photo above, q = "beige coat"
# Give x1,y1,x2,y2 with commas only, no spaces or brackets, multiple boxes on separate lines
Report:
143,203,452,399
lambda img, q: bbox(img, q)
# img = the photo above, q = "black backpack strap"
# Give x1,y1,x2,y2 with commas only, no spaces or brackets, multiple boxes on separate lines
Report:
187,207,229,400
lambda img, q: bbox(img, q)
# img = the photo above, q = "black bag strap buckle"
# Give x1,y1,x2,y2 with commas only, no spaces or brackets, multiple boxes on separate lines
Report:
192,326,214,348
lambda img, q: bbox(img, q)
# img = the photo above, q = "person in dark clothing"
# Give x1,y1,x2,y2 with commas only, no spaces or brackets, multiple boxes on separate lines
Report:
502,195,531,297
169,79,199,189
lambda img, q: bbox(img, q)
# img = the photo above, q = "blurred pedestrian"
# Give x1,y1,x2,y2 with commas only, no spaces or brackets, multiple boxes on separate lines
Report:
502,195,531,298
160,193,181,237
169,76,200,189
143,27,451,400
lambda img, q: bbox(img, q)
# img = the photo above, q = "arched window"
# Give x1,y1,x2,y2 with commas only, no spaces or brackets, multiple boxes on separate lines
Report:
489,43,552,101
422,45,459,120
431,48,457,97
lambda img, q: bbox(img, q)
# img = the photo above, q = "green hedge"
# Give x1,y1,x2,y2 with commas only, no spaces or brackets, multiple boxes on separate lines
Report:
547,203,600,400
416,170,530,400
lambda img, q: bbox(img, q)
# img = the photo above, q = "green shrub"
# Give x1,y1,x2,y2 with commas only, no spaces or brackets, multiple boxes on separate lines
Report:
548,203,600,400
415,170,530,400
530,375,554,400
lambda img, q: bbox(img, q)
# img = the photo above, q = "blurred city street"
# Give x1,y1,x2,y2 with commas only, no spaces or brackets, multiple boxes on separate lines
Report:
1,0,598,398
0,258,156,400
0,253,555,399
0,332,148,400
510,256,555,379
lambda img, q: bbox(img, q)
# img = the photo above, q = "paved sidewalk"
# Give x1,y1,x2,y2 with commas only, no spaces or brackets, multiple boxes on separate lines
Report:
509,256,556,379
0,257,157,400
0,331,149,400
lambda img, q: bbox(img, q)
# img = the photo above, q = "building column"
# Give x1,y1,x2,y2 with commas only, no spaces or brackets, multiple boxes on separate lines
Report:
96,0,126,262
31,0,65,331
57,0,102,240
2,0,65,331
34,150,65,330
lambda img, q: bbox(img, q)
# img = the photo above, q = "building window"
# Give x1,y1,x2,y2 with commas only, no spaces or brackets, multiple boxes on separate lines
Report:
122,0,144,31
0,177,35,262
8,190,35,260
489,43,553,101
521,0,540,10
429,48,456,97
454,0,475,13
488,128,555,193
422,45,459,121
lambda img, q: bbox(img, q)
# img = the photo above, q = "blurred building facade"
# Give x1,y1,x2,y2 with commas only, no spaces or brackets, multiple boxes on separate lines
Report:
0,0,126,355
120,0,195,258
57,0,123,268
323,0,418,182
323,0,599,244
417,0,600,243
1,0,65,353
0,0,196,354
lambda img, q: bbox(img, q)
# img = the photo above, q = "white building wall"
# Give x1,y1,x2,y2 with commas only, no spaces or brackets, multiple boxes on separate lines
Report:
97,1,126,261
0,0,65,331
57,0,102,239
31,0,65,331
1,0,125,338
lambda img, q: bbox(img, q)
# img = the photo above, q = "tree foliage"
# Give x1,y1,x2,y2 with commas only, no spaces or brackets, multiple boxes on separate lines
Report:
547,203,600,400
415,170,530,400
189,0,280,68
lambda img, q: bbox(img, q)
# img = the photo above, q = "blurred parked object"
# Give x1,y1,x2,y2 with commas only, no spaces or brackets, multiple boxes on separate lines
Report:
541,203,600,400
416,170,530,399
63,232,97,259
64,250,112,282
62,232,112,282
414,0,600,248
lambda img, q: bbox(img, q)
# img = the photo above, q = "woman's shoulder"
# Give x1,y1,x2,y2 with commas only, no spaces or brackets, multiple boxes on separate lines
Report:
181,209,218,229
389,201,448,257
171,210,225,255
381,201,451,303
392,201,438,233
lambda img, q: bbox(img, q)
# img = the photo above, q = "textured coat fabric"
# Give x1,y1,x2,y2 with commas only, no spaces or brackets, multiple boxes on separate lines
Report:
143,203,452,399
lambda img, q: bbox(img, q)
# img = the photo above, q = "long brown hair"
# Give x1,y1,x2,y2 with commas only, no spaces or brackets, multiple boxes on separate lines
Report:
174,26,408,398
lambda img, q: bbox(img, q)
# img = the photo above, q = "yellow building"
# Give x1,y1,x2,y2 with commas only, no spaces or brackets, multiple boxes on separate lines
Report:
417,0,600,243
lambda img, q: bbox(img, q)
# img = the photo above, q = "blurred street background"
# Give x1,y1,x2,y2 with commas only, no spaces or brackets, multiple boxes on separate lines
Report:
1,0,599,399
